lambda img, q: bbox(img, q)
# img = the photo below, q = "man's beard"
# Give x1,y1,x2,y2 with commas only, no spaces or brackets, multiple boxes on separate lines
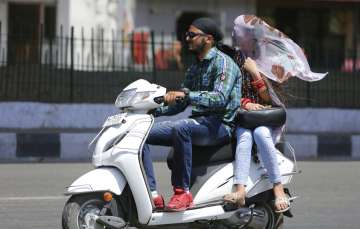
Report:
188,40,206,55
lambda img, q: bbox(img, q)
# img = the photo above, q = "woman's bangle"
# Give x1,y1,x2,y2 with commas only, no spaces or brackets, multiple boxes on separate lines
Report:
251,79,267,91
241,98,252,110
257,84,267,92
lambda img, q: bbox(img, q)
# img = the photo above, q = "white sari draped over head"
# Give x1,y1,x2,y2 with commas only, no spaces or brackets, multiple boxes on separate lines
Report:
232,15,328,83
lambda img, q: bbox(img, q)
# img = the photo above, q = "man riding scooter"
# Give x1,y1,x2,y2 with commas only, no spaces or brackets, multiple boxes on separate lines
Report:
142,17,242,211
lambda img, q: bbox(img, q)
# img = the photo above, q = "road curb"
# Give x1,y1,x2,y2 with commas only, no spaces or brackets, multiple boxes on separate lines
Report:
0,132,359,162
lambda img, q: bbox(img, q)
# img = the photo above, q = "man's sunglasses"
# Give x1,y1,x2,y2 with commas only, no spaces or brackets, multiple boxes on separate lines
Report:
185,31,207,39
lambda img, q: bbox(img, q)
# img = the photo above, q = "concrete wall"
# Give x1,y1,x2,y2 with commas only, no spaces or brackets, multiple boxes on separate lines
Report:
0,102,359,162
287,108,360,134
0,102,188,162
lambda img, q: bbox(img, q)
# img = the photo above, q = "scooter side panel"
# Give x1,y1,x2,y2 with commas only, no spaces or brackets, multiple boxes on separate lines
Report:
193,152,295,204
65,167,126,195
102,114,154,225
191,161,270,204
192,162,234,205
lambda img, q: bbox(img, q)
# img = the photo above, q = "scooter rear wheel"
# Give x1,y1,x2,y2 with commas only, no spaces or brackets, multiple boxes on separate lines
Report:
263,203,284,229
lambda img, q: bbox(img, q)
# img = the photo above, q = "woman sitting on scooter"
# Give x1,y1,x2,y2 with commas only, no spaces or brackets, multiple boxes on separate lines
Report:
223,15,327,212
224,55,290,213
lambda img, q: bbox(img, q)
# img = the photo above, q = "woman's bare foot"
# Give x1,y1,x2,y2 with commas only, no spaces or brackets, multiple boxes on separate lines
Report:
224,184,246,207
273,183,290,213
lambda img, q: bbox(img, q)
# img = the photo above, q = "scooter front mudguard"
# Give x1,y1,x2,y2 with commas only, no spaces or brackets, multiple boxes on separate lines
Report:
65,167,126,195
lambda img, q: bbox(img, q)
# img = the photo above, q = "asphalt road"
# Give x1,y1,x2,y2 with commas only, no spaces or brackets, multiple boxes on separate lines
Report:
0,161,359,229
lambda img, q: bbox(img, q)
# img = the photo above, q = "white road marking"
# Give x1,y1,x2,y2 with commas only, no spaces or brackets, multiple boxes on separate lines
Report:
0,196,67,201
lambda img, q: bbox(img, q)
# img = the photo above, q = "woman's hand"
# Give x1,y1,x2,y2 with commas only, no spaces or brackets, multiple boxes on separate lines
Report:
245,103,265,111
243,57,261,80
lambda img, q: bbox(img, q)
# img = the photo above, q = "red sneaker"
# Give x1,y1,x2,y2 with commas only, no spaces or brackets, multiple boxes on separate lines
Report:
166,188,193,211
153,195,165,209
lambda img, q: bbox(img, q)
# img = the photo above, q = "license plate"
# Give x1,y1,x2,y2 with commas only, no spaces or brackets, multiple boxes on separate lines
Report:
103,113,126,128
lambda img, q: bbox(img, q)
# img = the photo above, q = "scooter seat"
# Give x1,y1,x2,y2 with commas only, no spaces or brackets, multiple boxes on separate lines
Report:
167,142,235,170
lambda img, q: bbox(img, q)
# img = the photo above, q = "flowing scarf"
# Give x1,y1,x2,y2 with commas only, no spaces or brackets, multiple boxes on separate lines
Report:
233,15,327,83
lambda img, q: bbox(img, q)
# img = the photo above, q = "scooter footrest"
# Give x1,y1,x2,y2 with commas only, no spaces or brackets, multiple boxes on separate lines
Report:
96,216,126,229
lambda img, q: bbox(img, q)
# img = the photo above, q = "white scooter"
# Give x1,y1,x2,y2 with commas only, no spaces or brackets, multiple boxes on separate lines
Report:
62,79,299,229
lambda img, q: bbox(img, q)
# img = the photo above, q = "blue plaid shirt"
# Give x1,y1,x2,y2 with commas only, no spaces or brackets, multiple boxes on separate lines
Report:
155,47,242,132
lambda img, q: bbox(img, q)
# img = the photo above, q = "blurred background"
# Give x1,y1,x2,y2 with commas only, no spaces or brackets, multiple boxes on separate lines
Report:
0,0,359,161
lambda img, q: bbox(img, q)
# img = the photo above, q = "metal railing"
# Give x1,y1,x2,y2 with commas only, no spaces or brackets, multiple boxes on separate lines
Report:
0,24,358,107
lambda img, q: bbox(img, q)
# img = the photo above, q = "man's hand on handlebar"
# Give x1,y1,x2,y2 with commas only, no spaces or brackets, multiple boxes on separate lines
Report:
164,91,185,105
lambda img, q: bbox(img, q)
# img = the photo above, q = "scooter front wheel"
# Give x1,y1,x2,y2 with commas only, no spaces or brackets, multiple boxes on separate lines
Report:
62,193,107,229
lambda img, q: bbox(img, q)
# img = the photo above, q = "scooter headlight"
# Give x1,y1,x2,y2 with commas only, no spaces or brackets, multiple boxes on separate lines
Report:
115,89,151,108
115,89,136,108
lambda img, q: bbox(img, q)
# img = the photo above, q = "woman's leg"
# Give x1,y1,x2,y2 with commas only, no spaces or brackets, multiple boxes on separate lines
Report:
253,126,289,212
234,127,253,185
224,127,253,206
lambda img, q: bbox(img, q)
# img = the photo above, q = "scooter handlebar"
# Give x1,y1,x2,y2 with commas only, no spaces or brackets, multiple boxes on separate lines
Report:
153,96,164,104
153,96,184,105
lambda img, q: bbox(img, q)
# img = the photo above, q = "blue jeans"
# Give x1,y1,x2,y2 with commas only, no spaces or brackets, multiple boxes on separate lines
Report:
234,126,282,185
142,116,230,191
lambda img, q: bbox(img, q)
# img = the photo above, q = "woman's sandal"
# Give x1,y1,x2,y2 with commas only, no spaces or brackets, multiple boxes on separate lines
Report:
274,196,291,213
223,192,246,207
